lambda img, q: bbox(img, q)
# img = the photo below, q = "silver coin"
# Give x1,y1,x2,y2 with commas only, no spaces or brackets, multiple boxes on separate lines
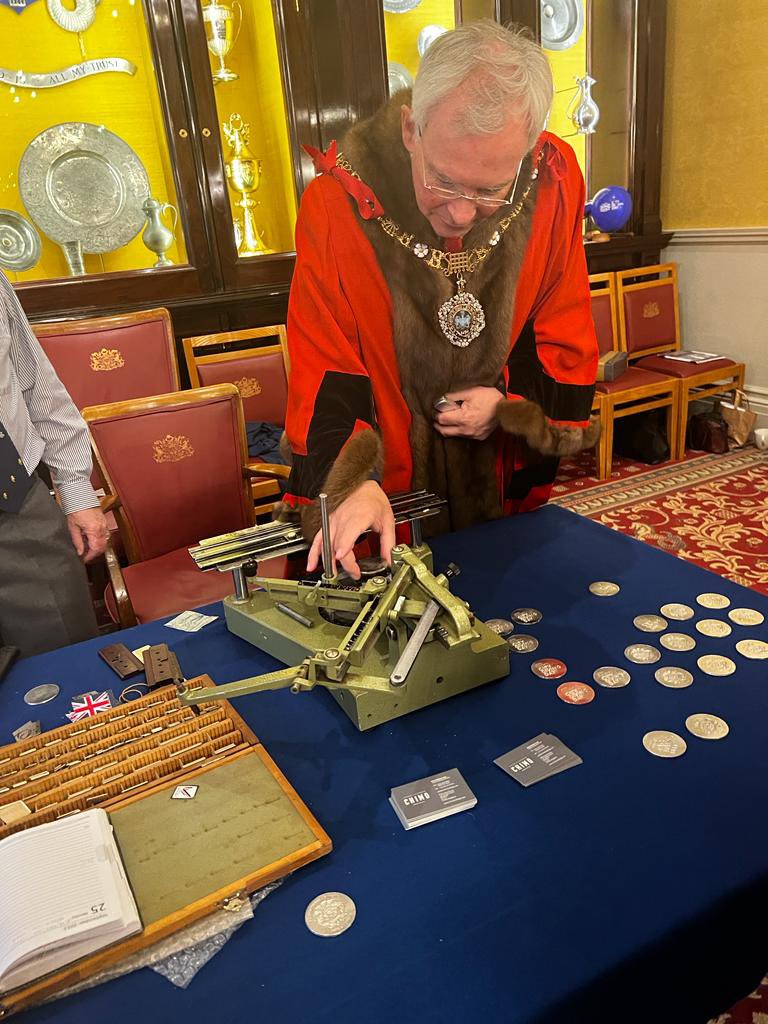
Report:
660,632,696,652
728,607,765,627
697,654,736,677
660,603,694,621
654,666,694,689
685,713,729,740
696,593,731,610
510,608,542,625
305,892,356,937
24,683,60,706
507,634,539,653
642,730,687,758
634,614,668,633
589,581,620,597
695,618,732,638
593,666,631,688
486,618,514,636
624,643,661,664
735,638,768,660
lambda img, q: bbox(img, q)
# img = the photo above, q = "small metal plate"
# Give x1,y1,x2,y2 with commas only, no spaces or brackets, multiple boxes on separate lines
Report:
0,209,41,272
540,0,584,51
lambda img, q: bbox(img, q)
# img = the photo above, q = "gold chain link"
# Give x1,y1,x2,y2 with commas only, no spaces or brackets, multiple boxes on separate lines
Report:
336,149,543,279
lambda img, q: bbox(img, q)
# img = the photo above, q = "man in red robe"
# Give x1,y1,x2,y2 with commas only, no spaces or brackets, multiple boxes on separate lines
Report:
283,20,598,577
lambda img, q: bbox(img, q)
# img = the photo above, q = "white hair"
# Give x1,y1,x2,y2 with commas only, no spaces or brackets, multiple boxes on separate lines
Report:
411,20,553,150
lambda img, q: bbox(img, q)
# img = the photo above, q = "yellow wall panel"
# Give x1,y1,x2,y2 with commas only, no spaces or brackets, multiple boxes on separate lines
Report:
0,0,185,282
662,0,768,228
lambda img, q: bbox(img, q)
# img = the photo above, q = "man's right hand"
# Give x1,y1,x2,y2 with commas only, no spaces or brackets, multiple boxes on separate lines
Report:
306,480,395,580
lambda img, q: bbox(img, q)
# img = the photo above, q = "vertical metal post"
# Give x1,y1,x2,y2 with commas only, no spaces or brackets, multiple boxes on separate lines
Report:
231,565,248,602
410,517,423,548
319,492,334,580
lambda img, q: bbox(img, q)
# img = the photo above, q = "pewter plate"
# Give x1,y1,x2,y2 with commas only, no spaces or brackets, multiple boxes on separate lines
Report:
540,0,584,51
383,0,422,12
388,62,413,97
19,122,150,254
0,209,41,272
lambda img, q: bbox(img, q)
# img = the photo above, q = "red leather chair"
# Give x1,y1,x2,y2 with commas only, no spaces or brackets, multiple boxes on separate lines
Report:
589,271,680,480
183,326,290,516
82,384,286,627
34,307,180,410
616,263,745,456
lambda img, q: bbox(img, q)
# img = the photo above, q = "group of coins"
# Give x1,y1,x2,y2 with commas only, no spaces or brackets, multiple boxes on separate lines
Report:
486,608,542,656
642,714,730,758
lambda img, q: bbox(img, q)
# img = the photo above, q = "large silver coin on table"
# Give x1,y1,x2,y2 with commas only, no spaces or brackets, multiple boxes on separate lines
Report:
19,123,151,271
696,618,732,638
305,892,356,937
507,634,539,653
624,643,661,664
593,666,631,688
643,730,687,758
696,592,731,610
685,713,729,740
655,667,694,689
486,618,514,637
511,607,542,626
660,603,694,621
589,581,620,596
735,638,768,660
0,209,42,272
24,683,60,705
660,632,696,652
540,0,584,51
728,607,765,626
634,614,668,633
697,654,736,677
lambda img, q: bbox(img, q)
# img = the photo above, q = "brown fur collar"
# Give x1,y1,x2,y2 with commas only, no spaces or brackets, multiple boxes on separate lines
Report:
497,399,600,456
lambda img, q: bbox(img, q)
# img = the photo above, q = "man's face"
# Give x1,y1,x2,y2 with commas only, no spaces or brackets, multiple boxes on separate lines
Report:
401,97,530,240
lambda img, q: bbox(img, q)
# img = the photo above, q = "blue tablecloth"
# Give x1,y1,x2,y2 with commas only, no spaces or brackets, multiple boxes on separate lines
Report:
3,506,767,1024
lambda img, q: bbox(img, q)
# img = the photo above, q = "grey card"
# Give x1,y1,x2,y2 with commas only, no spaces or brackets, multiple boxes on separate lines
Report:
390,768,477,829
495,734,582,787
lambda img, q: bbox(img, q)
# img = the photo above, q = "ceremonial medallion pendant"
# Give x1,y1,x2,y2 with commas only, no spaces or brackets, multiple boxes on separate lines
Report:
437,275,485,347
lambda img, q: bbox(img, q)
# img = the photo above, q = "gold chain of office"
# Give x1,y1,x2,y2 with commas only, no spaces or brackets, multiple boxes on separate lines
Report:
335,148,543,278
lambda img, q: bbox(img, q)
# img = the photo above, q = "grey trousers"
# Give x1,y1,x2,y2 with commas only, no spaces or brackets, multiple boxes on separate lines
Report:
0,476,98,657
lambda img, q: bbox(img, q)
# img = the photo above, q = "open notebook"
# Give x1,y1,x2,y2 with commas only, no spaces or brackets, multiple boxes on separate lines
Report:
0,809,141,993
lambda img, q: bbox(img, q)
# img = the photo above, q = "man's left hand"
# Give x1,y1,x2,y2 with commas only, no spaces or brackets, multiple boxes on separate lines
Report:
67,507,110,563
433,386,502,440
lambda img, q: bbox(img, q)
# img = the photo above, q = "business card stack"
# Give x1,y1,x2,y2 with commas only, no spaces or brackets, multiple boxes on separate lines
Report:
494,733,582,787
390,768,477,830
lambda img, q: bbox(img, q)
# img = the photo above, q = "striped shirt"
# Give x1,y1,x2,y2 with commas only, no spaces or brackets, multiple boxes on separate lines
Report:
0,272,98,516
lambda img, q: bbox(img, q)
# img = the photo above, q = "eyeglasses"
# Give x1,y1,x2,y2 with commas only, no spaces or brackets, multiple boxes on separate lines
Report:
416,130,523,208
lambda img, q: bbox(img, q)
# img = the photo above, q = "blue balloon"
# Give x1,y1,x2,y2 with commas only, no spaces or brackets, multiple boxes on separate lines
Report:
584,187,633,232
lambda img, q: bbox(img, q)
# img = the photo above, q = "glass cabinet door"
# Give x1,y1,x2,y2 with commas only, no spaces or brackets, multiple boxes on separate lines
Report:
179,0,299,290
0,0,211,301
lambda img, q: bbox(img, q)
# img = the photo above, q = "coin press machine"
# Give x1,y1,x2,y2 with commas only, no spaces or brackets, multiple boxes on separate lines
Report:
179,492,511,729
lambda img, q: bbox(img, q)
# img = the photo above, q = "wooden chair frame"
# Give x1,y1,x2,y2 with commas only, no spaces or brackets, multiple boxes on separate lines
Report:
183,325,290,516
34,306,181,392
82,384,284,627
616,263,745,456
588,271,681,480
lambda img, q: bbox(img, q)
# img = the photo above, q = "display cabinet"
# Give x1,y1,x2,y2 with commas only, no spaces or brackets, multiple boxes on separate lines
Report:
1,0,669,334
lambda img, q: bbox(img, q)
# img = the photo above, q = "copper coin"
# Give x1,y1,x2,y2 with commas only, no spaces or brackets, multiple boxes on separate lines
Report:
557,681,595,704
531,658,567,680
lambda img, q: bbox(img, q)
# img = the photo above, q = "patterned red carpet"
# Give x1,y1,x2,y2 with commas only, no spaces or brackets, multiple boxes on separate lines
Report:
553,448,768,1020
552,448,768,594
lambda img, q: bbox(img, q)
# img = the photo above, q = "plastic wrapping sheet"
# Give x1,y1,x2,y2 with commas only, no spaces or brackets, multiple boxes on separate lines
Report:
47,880,283,1004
